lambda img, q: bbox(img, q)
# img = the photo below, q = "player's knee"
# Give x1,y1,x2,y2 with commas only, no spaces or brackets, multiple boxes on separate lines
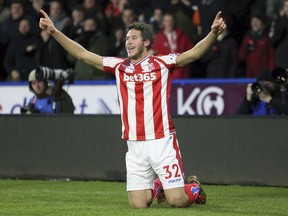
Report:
164,188,190,208
128,190,151,208
168,198,189,208
129,200,148,209
165,194,190,208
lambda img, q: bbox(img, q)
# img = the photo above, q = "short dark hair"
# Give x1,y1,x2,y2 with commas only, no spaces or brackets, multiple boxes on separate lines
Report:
10,0,23,7
126,22,155,50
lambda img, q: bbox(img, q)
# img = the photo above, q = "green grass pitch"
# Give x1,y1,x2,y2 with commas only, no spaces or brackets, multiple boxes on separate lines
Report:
0,179,287,216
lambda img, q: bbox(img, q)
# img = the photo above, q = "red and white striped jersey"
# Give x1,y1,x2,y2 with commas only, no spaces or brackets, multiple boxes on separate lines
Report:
103,54,178,141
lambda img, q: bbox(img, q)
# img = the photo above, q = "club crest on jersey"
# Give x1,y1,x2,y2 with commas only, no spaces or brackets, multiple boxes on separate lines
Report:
123,72,156,82
148,63,155,71
169,53,176,60
191,186,200,195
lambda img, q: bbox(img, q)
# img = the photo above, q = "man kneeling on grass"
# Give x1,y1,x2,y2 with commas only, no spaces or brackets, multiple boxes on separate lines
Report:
39,9,226,208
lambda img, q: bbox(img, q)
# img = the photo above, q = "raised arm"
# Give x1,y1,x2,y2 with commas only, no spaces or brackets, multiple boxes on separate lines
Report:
39,9,104,71
176,11,226,67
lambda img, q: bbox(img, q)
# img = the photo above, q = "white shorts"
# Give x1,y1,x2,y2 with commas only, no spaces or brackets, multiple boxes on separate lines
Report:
126,133,185,191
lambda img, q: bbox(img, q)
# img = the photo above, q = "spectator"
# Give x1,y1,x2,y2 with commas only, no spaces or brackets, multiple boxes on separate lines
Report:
249,0,268,19
191,0,228,40
26,0,47,25
49,0,71,32
58,0,80,14
4,18,39,81
67,18,111,80
21,66,75,114
189,0,229,77
270,0,288,70
200,19,239,78
35,28,71,69
82,0,108,34
224,0,253,45
82,0,103,20
64,4,85,39
266,0,284,21
166,0,200,43
126,0,152,22
237,68,288,115
108,26,126,57
1,0,25,47
105,0,127,33
0,0,38,83
150,13,194,79
105,0,127,18
148,7,163,34
238,12,275,78
0,0,10,23
0,0,10,80
35,0,72,69
110,6,137,35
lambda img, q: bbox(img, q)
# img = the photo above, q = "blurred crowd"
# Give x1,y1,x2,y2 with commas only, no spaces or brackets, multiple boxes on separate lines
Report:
0,0,288,81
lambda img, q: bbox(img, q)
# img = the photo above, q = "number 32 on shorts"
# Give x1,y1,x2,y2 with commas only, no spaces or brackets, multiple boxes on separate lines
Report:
163,164,181,179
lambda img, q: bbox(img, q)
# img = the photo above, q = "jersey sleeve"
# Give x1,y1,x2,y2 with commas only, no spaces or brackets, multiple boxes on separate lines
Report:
155,53,179,70
103,57,124,75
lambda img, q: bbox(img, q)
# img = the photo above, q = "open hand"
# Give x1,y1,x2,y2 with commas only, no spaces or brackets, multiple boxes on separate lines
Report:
211,11,226,36
39,9,56,34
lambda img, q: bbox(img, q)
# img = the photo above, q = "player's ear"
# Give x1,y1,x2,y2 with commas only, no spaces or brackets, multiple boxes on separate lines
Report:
144,39,150,48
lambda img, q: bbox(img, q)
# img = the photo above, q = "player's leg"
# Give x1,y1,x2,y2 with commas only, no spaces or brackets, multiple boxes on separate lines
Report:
163,187,190,207
126,140,156,208
186,175,207,204
155,176,207,206
151,133,206,207
147,177,163,207
128,190,152,208
127,177,163,208
148,134,188,207
161,180,202,207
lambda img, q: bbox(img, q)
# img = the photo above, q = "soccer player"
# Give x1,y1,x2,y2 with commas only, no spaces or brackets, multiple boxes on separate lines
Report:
39,9,226,208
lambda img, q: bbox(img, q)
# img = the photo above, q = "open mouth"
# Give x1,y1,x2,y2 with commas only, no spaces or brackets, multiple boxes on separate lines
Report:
127,46,135,51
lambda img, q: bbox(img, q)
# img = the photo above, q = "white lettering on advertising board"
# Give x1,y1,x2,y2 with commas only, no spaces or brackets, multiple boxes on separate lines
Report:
0,85,120,114
177,86,224,115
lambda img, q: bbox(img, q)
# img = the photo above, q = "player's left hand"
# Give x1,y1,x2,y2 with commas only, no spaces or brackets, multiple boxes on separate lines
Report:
39,9,56,34
211,11,226,36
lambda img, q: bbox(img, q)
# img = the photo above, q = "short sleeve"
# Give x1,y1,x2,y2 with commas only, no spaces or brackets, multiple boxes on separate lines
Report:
103,57,124,74
154,53,179,70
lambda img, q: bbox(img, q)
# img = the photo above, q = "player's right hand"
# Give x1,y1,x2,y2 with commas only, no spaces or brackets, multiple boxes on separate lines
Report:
211,11,226,36
39,9,56,34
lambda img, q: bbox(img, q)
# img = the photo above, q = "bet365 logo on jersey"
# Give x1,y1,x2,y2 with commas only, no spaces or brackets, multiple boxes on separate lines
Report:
123,72,156,82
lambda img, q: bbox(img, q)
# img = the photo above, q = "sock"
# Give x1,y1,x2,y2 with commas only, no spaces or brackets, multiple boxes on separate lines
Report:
148,178,163,207
184,183,200,204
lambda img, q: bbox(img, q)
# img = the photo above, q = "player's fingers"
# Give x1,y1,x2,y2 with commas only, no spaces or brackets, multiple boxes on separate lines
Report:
40,9,48,18
39,18,44,28
215,11,222,20
219,17,223,23
219,19,225,28
39,18,48,30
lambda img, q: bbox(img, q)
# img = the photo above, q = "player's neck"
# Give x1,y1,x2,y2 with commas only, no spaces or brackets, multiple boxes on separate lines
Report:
130,51,149,64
